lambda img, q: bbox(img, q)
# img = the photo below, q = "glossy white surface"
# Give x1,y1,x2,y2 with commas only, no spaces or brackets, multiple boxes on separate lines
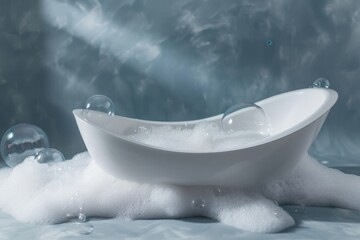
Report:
74,88,338,186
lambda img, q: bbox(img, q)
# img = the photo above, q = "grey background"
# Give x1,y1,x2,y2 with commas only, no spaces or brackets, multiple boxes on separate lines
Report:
0,0,359,165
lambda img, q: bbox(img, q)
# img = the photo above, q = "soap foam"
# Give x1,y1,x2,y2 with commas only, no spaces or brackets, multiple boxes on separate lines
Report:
125,122,269,151
0,151,359,233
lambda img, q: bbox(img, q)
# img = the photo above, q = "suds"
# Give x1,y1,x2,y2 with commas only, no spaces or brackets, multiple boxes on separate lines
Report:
0,152,359,233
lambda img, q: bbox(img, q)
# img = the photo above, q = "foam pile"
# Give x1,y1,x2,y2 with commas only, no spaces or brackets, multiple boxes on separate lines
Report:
0,151,359,233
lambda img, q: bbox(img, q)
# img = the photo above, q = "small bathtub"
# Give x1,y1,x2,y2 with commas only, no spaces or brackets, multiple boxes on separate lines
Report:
74,88,338,187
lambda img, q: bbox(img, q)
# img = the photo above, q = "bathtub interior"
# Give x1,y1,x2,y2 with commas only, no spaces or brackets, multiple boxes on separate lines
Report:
75,89,337,152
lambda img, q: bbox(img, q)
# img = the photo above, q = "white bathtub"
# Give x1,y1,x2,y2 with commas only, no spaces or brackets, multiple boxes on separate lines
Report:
74,88,338,187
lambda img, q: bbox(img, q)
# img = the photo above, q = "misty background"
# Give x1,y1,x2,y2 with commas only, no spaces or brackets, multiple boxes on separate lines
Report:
0,0,359,165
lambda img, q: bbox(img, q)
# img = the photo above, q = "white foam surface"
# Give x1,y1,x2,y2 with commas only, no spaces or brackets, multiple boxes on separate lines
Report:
0,151,359,233
125,122,269,151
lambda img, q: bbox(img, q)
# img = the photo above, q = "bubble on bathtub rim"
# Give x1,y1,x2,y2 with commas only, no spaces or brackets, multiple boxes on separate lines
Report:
0,123,49,168
221,102,271,138
84,95,115,116
311,78,330,89
35,148,65,164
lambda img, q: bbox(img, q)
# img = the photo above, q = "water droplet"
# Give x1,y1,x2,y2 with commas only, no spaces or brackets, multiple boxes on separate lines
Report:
1,123,49,168
266,39,272,45
293,204,306,213
85,95,115,116
273,211,279,218
78,213,87,222
321,160,329,165
312,78,330,89
192,199,206,209
213,187,222,196
35,148,65,164
221,103,271,139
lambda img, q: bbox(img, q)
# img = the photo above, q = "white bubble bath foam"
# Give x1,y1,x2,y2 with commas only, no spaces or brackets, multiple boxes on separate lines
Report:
1,88,359,234
1,150,360,233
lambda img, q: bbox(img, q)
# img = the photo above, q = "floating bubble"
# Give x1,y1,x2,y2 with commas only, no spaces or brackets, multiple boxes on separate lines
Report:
293,204,306,213
312,78,330,89
221,103,271,139
1,123,49,168
266,39,272,45
78,213,87,222
213,187,223,197
192,199,206,209
85,95,115,116
75,222,94,235
35,148,65,164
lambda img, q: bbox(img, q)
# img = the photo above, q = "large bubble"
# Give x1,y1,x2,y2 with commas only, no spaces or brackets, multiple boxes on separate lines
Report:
85,95,115,116
1,123,49,168
221,103,271,140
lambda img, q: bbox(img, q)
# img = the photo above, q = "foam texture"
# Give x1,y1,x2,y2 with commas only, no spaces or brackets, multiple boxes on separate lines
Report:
0,152,360,233
126,123,268,151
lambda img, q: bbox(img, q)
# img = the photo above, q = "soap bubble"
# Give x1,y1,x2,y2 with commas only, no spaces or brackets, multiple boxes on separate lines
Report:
1,123,49,168
221,103,271,139
293,204,306,213
35,148,65,164
85,95,115,116
78,213,87,222
75,223,94,235
312,78,330,89
213,187,223,197
192,199,206,209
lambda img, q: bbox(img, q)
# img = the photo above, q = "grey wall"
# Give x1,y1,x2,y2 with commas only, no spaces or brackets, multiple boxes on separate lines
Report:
0,0,359,165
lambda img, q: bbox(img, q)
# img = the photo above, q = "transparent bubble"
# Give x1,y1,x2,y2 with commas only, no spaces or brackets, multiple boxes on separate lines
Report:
1,123,49,168
266,39,272,45
293,204,306,213
213,187,223,197
312,78,330,89
85,95,115,116
78,213,87,222
75,222,94,235
192,199,206,209
221,103,271,139
35,148,65,164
